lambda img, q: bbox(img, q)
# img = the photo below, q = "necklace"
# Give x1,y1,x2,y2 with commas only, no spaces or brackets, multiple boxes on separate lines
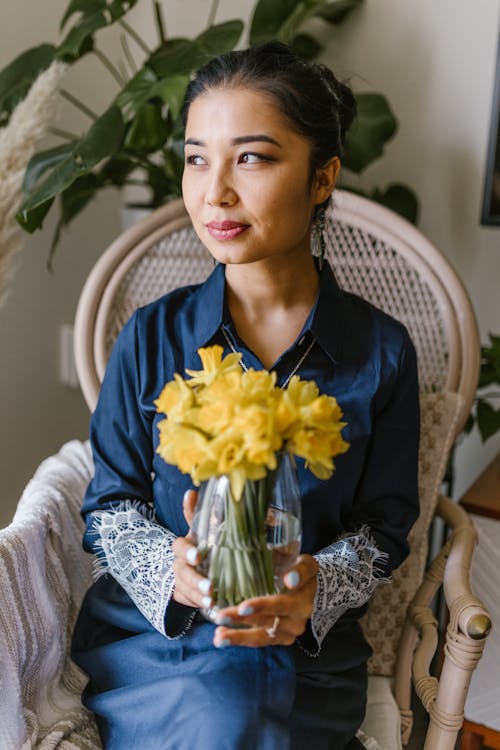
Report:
220,325,316,389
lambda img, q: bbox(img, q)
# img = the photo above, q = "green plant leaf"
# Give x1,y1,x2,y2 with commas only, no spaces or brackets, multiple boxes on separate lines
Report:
290,33,323,59
251,0,334,45
196,21,244,56
47,173,102,268
57,0,138,61
16,198,55,234
98,155,137,186
124,102,169,153
370,184,419,224
115,67,158,121
250,0,307,45
343,93,397,173
0,44,56,126
17,106,124,228
478,333,500,388
22,143,76,194
60,0,105,30
116,68,190,123
315,0,363,25
148,38,208,76
463,412,475,434
153,75,190,120
476,399,500,442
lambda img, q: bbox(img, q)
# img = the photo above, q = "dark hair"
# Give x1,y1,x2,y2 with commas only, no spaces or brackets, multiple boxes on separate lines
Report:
182,41,356,172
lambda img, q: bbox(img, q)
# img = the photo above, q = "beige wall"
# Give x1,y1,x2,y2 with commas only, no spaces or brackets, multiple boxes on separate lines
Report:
1,0,499,526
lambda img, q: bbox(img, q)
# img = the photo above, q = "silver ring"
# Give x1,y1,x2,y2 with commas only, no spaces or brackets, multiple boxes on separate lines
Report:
266,616,280,638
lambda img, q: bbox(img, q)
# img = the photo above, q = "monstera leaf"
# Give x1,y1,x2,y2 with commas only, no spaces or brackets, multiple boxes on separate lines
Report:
0,44,56,126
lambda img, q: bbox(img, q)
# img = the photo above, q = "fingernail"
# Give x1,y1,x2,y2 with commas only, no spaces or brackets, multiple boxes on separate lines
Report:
237,604,254,616
285,570,300,588
198,578,211,594
215,615,232,626
215,638,231,648
201,596,213,609
186,547,198,565
183,489,191,504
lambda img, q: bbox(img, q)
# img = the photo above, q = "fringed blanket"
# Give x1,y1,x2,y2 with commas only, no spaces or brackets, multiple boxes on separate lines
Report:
0,440,100,750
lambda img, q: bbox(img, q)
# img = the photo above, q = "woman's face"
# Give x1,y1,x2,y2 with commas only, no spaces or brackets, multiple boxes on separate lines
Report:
182,86,337,267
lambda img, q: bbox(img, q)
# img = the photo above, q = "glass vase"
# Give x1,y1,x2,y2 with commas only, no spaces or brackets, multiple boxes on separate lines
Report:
191,453,302,623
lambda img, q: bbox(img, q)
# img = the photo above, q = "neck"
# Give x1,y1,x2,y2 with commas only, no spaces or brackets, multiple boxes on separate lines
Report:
225,253,320,316
224,253,320,369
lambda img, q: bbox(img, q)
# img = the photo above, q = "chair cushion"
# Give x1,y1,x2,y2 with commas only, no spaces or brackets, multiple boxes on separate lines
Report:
360,390,463,676
357,676,402,750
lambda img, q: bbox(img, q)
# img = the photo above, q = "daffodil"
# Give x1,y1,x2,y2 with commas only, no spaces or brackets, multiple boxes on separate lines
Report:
185,345,242,387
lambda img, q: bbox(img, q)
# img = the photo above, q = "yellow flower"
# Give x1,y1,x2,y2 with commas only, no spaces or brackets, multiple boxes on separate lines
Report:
156,422,210,474
154,345,350,493
196,401,233,435
185,345,242,387
154,374,193,417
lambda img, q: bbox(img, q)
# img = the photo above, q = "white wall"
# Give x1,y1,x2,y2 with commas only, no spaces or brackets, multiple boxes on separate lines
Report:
1,0,499,527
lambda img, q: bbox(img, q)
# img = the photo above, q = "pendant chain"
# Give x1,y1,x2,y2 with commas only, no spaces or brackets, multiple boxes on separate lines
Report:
220,325,316,389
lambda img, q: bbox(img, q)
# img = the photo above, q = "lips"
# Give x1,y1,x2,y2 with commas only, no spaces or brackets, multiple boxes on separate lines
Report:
206,220,250,241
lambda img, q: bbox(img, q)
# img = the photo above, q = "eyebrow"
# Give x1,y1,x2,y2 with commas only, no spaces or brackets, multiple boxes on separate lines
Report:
184,134,282,148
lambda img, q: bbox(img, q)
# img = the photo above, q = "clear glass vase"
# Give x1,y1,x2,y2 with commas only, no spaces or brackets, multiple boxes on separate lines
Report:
191,453,302,623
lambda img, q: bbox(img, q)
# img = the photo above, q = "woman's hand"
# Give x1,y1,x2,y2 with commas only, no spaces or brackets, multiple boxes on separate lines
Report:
212,554,318,648
171,490,214,609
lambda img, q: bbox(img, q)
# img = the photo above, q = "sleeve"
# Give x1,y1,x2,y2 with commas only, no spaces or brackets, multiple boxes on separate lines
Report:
307,329,420,653
81,312,195,638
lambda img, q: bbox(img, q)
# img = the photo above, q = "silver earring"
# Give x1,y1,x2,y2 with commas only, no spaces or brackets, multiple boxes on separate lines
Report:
311,205,326,270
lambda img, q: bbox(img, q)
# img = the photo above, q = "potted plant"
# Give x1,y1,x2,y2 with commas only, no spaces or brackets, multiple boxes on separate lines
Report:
0,0,418,266
466,333,500,442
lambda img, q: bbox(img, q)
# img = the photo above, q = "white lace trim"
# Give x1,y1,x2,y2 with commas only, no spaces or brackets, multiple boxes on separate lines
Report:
305,525,388,656
90,500,180,637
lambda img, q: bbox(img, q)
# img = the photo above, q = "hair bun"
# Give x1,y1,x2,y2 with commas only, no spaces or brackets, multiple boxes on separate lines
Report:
333,80,356,142
315,64,356,143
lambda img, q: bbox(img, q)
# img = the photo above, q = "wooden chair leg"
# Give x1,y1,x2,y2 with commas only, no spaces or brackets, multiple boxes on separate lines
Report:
460,728,484,750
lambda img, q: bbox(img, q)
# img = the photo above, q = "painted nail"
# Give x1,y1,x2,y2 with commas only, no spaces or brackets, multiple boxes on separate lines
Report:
198,578,211,594
201,596,213,609
215,638,231,648
238,604,254,616
285,570,300,588
186,547,198,565
216,615,233,626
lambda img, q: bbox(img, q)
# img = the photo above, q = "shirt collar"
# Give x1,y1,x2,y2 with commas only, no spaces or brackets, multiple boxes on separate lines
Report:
309,262,345,365
192,260,345,364
191,262,226,350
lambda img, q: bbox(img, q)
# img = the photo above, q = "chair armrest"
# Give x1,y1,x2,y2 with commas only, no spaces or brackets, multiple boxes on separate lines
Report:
394,495,491,749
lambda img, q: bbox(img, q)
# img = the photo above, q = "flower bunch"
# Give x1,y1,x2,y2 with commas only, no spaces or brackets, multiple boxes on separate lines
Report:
155,345,349,500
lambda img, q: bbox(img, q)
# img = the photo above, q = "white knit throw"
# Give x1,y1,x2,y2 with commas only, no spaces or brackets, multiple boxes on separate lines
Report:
0,440,100,749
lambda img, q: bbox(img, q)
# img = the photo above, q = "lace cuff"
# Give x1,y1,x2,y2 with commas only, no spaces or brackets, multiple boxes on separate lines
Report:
308,525,388,655
91,501,194,638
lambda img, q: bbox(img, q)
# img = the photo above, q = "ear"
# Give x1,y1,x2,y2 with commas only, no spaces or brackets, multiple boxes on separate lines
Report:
313,157,341,205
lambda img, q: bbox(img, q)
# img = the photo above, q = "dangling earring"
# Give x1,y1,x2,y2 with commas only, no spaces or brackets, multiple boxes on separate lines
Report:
311,205,326,270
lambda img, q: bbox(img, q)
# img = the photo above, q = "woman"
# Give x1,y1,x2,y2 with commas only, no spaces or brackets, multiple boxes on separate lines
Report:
72,41,419,750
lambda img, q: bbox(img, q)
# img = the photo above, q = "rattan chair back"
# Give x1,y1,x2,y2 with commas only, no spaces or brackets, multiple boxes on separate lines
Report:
74,190,479,434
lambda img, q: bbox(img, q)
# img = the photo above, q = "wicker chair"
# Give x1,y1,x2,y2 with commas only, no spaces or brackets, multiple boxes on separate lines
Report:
0,190,491,750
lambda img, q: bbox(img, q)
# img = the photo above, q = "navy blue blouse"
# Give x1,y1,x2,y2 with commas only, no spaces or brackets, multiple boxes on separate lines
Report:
81,261,419,583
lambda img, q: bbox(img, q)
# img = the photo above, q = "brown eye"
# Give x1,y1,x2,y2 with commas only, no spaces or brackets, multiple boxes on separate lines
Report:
186,155,206,166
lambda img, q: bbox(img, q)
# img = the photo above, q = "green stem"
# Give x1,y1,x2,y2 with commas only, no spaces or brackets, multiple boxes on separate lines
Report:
118,18,151,55
206,0,220,28
120,32,137,74
93,47,126,86
60,88,98,120
49,126,78,140
153,0,167,43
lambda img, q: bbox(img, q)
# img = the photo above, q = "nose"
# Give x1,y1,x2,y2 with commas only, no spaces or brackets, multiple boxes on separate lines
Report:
205,164,237,207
